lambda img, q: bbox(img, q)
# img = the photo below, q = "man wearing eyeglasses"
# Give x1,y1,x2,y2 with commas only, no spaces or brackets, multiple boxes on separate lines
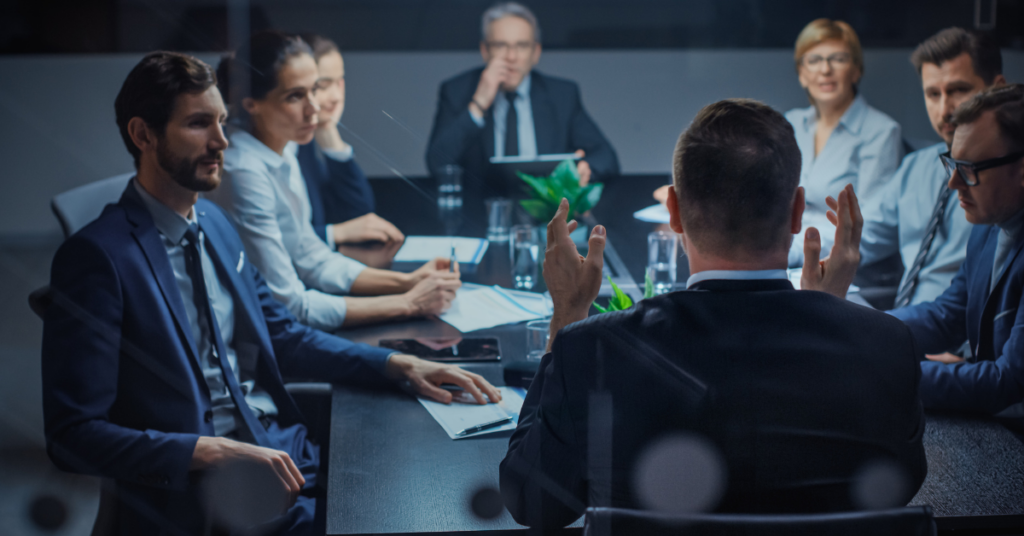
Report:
426,2,619,195
858,28,1004,312
890,83,1024,416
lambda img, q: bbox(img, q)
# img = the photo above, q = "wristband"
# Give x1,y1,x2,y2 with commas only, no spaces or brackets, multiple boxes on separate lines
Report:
471,98,487,112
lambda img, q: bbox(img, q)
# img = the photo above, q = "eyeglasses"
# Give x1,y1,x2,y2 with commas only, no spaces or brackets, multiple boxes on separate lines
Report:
940,150,1024,186
486,41,536,55
801,52,852,70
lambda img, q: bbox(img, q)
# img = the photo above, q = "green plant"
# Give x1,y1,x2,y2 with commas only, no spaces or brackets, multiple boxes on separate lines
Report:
592,274,655,313
517,160,604,222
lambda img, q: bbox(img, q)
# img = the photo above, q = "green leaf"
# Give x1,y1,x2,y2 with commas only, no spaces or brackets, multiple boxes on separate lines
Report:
611,277,633,309
644,272,655,299
518,159,603,224
517,172,558,203
519,199,556,222
592,302,609,314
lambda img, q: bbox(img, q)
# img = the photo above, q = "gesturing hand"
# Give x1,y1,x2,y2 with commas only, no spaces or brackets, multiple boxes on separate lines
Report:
544,198,606,349
403,271,461,317
472,57,513,111
385,354,502,405
332,213,405,245
801,184,863,298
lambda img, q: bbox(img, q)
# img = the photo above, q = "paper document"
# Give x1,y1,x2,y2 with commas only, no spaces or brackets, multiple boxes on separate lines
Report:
440,284,549,333
633,203,671,223
394,236,489,264
490,153,580,164
418,386,527,439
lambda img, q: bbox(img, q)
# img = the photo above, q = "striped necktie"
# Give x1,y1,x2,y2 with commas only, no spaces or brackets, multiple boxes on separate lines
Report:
893,187,954,309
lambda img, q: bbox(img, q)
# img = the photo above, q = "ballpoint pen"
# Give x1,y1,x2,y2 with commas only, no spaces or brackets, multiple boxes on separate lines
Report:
455,416,513,437
450,242,456,272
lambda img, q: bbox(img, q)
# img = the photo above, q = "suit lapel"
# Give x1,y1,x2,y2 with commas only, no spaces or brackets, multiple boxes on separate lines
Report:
973,227,1000,359
120,186,203,371
483,106,496,159
530,73,556,154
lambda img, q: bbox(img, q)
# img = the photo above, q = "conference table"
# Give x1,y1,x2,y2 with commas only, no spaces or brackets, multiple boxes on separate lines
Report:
325,175,1024,535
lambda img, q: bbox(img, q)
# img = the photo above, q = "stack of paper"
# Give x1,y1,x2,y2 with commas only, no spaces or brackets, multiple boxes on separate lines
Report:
633,203,670,223
418,386,527,439
394,236,489,265
440,284,551,333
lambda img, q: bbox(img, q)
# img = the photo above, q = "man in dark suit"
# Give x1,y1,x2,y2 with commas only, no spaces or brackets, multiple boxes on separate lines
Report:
425,2,619,196
891,84,1024,415
42,51,499,535
499,99,927,528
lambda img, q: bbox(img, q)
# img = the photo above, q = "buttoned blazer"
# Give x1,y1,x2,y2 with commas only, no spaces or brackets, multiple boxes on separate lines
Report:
42,183,391,534
426,68,620,195
296,140,376,244
892,224,1024,413
500,279,927,529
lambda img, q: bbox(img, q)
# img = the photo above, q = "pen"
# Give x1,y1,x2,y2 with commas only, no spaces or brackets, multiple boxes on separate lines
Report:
455,416,513,437
450,242,456,273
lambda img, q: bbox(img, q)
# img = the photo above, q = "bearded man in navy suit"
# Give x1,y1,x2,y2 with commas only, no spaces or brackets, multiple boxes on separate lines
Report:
42,51,500,535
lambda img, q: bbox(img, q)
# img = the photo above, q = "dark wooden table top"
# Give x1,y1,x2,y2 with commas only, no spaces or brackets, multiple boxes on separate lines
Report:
326,175,1024,534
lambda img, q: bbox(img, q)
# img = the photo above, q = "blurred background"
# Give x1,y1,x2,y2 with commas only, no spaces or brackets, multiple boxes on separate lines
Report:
1,1,1022,534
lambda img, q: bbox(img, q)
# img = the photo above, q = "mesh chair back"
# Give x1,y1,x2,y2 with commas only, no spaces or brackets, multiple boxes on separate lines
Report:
52,172,134,238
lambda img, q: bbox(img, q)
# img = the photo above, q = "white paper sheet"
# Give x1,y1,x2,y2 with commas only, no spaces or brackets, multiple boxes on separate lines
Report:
394,236,489,264
633,203,671,223
418,386,527,439
440,285,546,333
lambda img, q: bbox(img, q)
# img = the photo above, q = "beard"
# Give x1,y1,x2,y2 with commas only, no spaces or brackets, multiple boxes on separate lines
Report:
156,137,223,192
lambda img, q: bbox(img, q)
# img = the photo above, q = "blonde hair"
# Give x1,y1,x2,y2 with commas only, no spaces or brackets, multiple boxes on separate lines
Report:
794,19,864,76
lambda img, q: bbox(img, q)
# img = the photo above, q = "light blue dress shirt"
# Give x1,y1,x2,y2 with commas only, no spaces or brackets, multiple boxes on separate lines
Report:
786,95,903,267
469,73,538,159
206,128,367,331
135,180,277,437
859,143,972,305
687,269,789,288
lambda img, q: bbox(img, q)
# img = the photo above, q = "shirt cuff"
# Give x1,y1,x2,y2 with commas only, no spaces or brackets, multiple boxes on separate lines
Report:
326,224,336,249
468,107,485,128
322,145,354,162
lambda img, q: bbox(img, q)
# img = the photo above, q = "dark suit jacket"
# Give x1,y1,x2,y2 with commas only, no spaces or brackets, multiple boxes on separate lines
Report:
42,184,393,534
426,68,619,196
296,139,376,244
892,225,1024,413
500,279,927,529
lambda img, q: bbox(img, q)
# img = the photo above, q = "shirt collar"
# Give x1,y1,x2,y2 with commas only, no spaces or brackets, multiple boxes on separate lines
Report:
227,127,288,170
132,179,196,244
515,73,532,99
997,206,1024,238
686,269,789,289
800,94,868,135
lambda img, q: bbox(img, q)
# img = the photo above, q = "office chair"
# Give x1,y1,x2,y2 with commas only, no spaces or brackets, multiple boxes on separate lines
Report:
582,506,936,536
51,172,135,238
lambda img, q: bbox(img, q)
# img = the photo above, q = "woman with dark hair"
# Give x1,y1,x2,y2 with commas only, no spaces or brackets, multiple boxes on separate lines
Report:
295,33,402,247
207,31,462,331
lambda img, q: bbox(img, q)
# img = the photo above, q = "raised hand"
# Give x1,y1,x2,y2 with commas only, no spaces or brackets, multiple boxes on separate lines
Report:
801,184,863,298
471,57,513,113
544,198,606,350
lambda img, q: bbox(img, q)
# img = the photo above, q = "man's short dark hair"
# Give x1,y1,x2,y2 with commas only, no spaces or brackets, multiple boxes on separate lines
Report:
672,99,801,256
910,28,1002,84
115,51,217,168
299,33,339,62
952,83,1024,151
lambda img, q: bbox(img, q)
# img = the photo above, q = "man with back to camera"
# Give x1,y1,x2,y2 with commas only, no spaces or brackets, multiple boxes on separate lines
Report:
499,99,926,528
425,2,619,195
890,84,1024,416
858,28,1005,315
41,51,499,535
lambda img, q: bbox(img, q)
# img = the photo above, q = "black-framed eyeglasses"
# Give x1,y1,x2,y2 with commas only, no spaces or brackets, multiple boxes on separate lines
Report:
940,150,1024,186
486,41,536,55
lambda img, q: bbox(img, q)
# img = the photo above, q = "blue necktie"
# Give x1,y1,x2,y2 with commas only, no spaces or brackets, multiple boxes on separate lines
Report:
504,91,519,157
183,223,271,447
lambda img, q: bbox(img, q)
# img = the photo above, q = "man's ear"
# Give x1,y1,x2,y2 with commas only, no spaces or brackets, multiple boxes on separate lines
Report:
994,74,1007,86
126,117,157,157
666,185,684,234
790,186,806,235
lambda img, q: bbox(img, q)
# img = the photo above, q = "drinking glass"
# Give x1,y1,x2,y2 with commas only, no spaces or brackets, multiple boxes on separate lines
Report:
647,231,678,295
510,225,540,290
436,165,462,208
525,320,550,361
486,198,513,242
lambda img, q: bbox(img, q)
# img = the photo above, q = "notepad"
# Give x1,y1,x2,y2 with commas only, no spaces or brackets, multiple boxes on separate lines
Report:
440,284,549,333
633,203,671,223
393,236,489,264
417,386,527,439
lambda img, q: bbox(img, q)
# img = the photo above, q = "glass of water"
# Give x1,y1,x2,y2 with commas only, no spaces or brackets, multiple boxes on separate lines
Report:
436,165,462,208
647,231,678,295
486,198,513,242
510,225,540,290
526,320,550,361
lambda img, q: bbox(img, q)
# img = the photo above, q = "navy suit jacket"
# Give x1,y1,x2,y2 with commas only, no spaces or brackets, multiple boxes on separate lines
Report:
296,139,376,244
426,68,619,196
892,224,1024,413
42,184,393,534
500,279,927,529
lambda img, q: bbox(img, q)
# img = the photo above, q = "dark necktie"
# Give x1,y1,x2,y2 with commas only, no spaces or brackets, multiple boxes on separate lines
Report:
504,91,519,157
893,187,954,309
183,224,271,447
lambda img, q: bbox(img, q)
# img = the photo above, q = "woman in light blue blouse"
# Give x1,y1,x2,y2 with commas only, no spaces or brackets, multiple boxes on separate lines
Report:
786,19,903,266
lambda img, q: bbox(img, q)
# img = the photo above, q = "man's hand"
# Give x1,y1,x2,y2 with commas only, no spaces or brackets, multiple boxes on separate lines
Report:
385,354,502,405
191,436,305,509
574,149,592,186
332,213,405,245
408,257,458,285
403,271,461,317
544,198,606,350
470,57,513,113
801,184,863,298
926,352,965,364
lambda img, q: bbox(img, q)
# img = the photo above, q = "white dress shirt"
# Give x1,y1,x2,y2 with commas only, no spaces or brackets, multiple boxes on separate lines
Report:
206,128,366,331
686,269,790,288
